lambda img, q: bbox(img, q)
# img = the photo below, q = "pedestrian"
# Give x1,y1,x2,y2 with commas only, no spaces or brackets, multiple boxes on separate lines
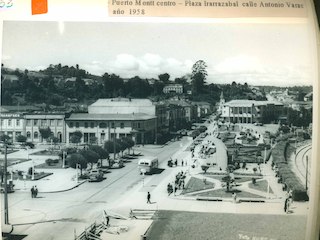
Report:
284,198,288,213
147,192,151,204
31,186,35,198
106,215,110,226
34,186,38,198
175,159,178,166
232,192,237,203
181,160,184,166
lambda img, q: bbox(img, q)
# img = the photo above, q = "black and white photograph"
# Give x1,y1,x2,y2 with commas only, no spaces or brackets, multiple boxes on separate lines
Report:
0,20,316,239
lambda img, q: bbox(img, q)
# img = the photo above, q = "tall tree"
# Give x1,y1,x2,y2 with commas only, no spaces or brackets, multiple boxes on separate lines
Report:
191,60,207,95
158,73,170,84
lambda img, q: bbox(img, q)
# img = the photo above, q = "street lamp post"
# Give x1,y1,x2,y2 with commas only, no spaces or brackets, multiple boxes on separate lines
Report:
31,159,35,180
62,151,65,168
4,145,9,224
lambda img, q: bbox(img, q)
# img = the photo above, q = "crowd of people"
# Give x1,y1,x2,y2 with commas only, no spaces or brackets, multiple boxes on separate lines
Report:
167,171,186,196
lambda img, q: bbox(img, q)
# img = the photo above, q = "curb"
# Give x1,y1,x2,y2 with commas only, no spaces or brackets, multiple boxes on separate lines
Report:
40,180,87,193
15,180,87,194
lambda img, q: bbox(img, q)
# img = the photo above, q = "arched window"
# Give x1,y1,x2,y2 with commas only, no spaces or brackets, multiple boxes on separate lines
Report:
34,132,38,139
27,132,31,138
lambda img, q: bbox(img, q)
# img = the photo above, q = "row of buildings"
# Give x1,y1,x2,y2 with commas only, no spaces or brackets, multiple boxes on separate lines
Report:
0,98,212,145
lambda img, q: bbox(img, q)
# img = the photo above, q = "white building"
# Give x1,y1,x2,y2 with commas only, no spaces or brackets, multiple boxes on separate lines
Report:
221,100,283,124
163,84,183,94
65,98,157,145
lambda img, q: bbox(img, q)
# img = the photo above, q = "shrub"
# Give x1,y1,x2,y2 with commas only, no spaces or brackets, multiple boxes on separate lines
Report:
201,165,209,173
46,159,53,166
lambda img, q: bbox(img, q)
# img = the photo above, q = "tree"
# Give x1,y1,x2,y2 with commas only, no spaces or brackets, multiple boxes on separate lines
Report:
104,140,121,155
0,134,11,143
16,135,27,143
79,149,100,169
122,137,135,155
201,165,209,173
191,60,207,95
158,73,170,83
70,131,83,144
39,127,53,141
68,153,87,175
89,145,109,166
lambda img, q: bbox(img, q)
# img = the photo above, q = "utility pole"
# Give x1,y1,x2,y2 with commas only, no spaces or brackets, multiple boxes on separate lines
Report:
4,145,9,224
306,155,308,191
113,122,116,161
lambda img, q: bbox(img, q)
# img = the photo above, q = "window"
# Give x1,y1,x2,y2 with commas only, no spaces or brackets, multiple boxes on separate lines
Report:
75,122,80,128
99,122,107,128
8,120,12,126
90,122,94,128
70,122,74,128
34,120,38,126
27,132,31,138
111,122,115,128
85,122,88,128
57,119,62,126
1,120,3,126
50,119,55,126
34,132,39,139
16,119,20,126
26,119,31,126
137,122,141,128
120,122,124,129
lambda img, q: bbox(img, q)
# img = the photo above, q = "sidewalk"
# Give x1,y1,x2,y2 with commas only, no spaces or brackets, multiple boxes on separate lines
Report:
13,168,86,193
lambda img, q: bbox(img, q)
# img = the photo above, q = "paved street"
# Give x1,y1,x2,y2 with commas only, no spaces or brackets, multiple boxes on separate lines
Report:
1,121,310,240
2,138,192,239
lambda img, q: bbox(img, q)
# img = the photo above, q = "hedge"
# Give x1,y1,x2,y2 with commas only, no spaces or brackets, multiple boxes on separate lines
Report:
272,141,309,201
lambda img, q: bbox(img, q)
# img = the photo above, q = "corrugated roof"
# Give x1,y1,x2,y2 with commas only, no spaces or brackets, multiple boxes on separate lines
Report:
90,98,153,107
67,113,156,121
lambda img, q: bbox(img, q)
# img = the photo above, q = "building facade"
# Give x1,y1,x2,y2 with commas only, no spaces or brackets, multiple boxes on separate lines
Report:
163,84,183,94
24,113,66,143
0,113,25,141
65,98,157,145
221,100,283,124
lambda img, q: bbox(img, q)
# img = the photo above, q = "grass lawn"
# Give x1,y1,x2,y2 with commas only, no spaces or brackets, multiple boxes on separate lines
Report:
205,174,261,183
35,159,66,169
182,177,214,194
248,180,274,194
193,188,264,198
31,150,59,156
147,211,306,240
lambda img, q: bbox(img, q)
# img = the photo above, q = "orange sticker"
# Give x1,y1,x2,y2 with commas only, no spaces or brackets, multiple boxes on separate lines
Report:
32,0,48,15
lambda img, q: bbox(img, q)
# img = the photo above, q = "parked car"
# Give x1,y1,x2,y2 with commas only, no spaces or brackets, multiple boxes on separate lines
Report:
88,169,104,182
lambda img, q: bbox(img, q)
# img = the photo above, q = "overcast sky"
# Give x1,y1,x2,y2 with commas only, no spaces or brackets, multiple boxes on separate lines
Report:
1,21,314,86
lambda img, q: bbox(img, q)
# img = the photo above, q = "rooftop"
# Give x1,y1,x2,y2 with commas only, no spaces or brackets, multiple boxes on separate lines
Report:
225,100,283,107
90,98,153,107
67,113,156,121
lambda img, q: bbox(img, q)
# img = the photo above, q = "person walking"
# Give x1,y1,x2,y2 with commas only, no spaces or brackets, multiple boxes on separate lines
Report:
31,186,35,198
284,198,288,213
34,186,38,198
147,192,151,204
106,216,110,226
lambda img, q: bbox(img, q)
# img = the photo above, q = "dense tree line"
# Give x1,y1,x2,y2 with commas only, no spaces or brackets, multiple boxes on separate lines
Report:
1,62,266,107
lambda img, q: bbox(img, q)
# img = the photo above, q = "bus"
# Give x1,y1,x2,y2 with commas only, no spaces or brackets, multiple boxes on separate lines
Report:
138,157,159,174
